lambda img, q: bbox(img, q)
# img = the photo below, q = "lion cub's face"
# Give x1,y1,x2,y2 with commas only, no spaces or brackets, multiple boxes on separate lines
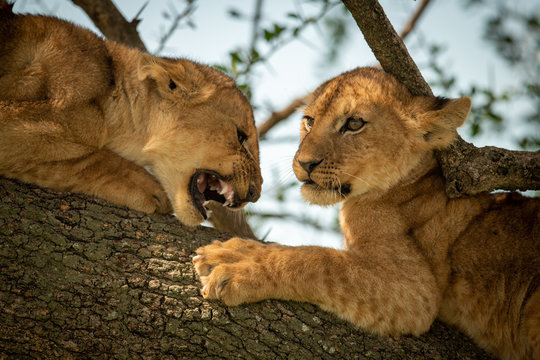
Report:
137,57,262,226
293,67,470,206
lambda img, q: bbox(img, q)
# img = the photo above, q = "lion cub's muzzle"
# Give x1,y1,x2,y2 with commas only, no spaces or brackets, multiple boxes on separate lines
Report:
190,170,259,219
294,157,352,198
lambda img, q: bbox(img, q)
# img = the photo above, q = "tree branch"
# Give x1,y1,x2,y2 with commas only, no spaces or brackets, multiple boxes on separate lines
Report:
258,95,311,138
341,0,432,97
399,0,432,41
0,177,495,359
341,0,540,196
71,0,147,50
438,141,540,196
153,0,197,55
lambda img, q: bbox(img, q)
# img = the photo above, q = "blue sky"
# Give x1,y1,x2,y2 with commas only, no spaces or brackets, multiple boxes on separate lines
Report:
13,0,538,247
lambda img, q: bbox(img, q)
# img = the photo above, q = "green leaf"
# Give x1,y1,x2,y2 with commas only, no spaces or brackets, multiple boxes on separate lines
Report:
471,122,480,136
229,51,243,64
263,29,274,42
213,65,230,74
250,49,260,62
273,24,285,37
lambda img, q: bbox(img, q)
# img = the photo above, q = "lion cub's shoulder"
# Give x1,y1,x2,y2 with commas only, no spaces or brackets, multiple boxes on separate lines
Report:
0,6,113,107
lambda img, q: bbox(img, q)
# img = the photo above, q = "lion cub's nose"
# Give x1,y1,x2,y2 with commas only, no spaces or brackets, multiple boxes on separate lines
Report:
246,184,260,202
298,159,323,175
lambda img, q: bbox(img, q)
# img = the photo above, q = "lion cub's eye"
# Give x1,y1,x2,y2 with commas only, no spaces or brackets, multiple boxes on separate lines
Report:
341,117,367,133
169,79,177,90
303,116,314,131
237,129,248,145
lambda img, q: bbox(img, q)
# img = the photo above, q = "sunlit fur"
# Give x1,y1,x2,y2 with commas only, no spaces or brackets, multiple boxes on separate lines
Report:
292,67,469,205
0,7,262,226
195,67,539,359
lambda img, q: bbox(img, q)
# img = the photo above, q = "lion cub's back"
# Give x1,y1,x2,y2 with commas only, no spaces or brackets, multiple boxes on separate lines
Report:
450,194,539,297
442,193,539,357
0,7,113,106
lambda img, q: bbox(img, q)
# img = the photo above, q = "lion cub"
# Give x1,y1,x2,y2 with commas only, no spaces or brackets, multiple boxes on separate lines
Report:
194,68,540,359
0,5,262,226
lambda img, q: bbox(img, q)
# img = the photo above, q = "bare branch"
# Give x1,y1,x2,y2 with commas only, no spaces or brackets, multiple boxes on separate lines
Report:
154,0,197,55
257,95,311,138
133,1,149,22
400,0,433,41
341,0,540,195
71,0,147,50
438,141,540,196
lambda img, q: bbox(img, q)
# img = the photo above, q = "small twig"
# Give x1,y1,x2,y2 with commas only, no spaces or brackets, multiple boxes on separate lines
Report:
237,0,340,79
242,0,264,77
154,1,197,55
249,211,340,233
131,0,149,27
399,0,432,41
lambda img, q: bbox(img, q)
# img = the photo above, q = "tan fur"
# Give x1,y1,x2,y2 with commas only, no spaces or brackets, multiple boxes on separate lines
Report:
194,67,540,359
0,6,262,226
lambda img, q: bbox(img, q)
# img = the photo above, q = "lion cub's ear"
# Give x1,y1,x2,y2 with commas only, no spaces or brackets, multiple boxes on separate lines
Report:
137,53,215,103
412,96,471,150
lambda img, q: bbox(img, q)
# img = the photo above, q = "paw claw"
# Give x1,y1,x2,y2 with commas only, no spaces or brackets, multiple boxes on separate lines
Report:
201,284,208,298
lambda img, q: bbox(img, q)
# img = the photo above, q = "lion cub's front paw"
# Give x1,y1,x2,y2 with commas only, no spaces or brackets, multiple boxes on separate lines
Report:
193,237,272,306
151,188,172,214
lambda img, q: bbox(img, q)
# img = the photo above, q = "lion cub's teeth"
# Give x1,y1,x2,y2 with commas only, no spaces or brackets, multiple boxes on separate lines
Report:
218,180,233,193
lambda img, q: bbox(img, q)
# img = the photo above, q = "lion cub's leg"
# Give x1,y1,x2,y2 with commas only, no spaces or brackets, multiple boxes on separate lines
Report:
19,149,171,214
194,237,440,336
0,101,171,213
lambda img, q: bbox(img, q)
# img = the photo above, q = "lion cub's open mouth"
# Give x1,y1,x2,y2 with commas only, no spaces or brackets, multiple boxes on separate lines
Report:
190,170,239,219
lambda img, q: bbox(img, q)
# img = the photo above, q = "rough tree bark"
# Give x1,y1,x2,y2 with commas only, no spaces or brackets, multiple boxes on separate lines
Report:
342,0,540,197
0,177,495,359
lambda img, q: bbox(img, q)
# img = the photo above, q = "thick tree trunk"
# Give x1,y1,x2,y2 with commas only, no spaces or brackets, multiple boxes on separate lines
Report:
0,177,495,359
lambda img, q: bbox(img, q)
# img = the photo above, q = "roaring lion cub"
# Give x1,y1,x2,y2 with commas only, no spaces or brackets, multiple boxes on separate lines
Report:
0,5,262,227
194,68,540,359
